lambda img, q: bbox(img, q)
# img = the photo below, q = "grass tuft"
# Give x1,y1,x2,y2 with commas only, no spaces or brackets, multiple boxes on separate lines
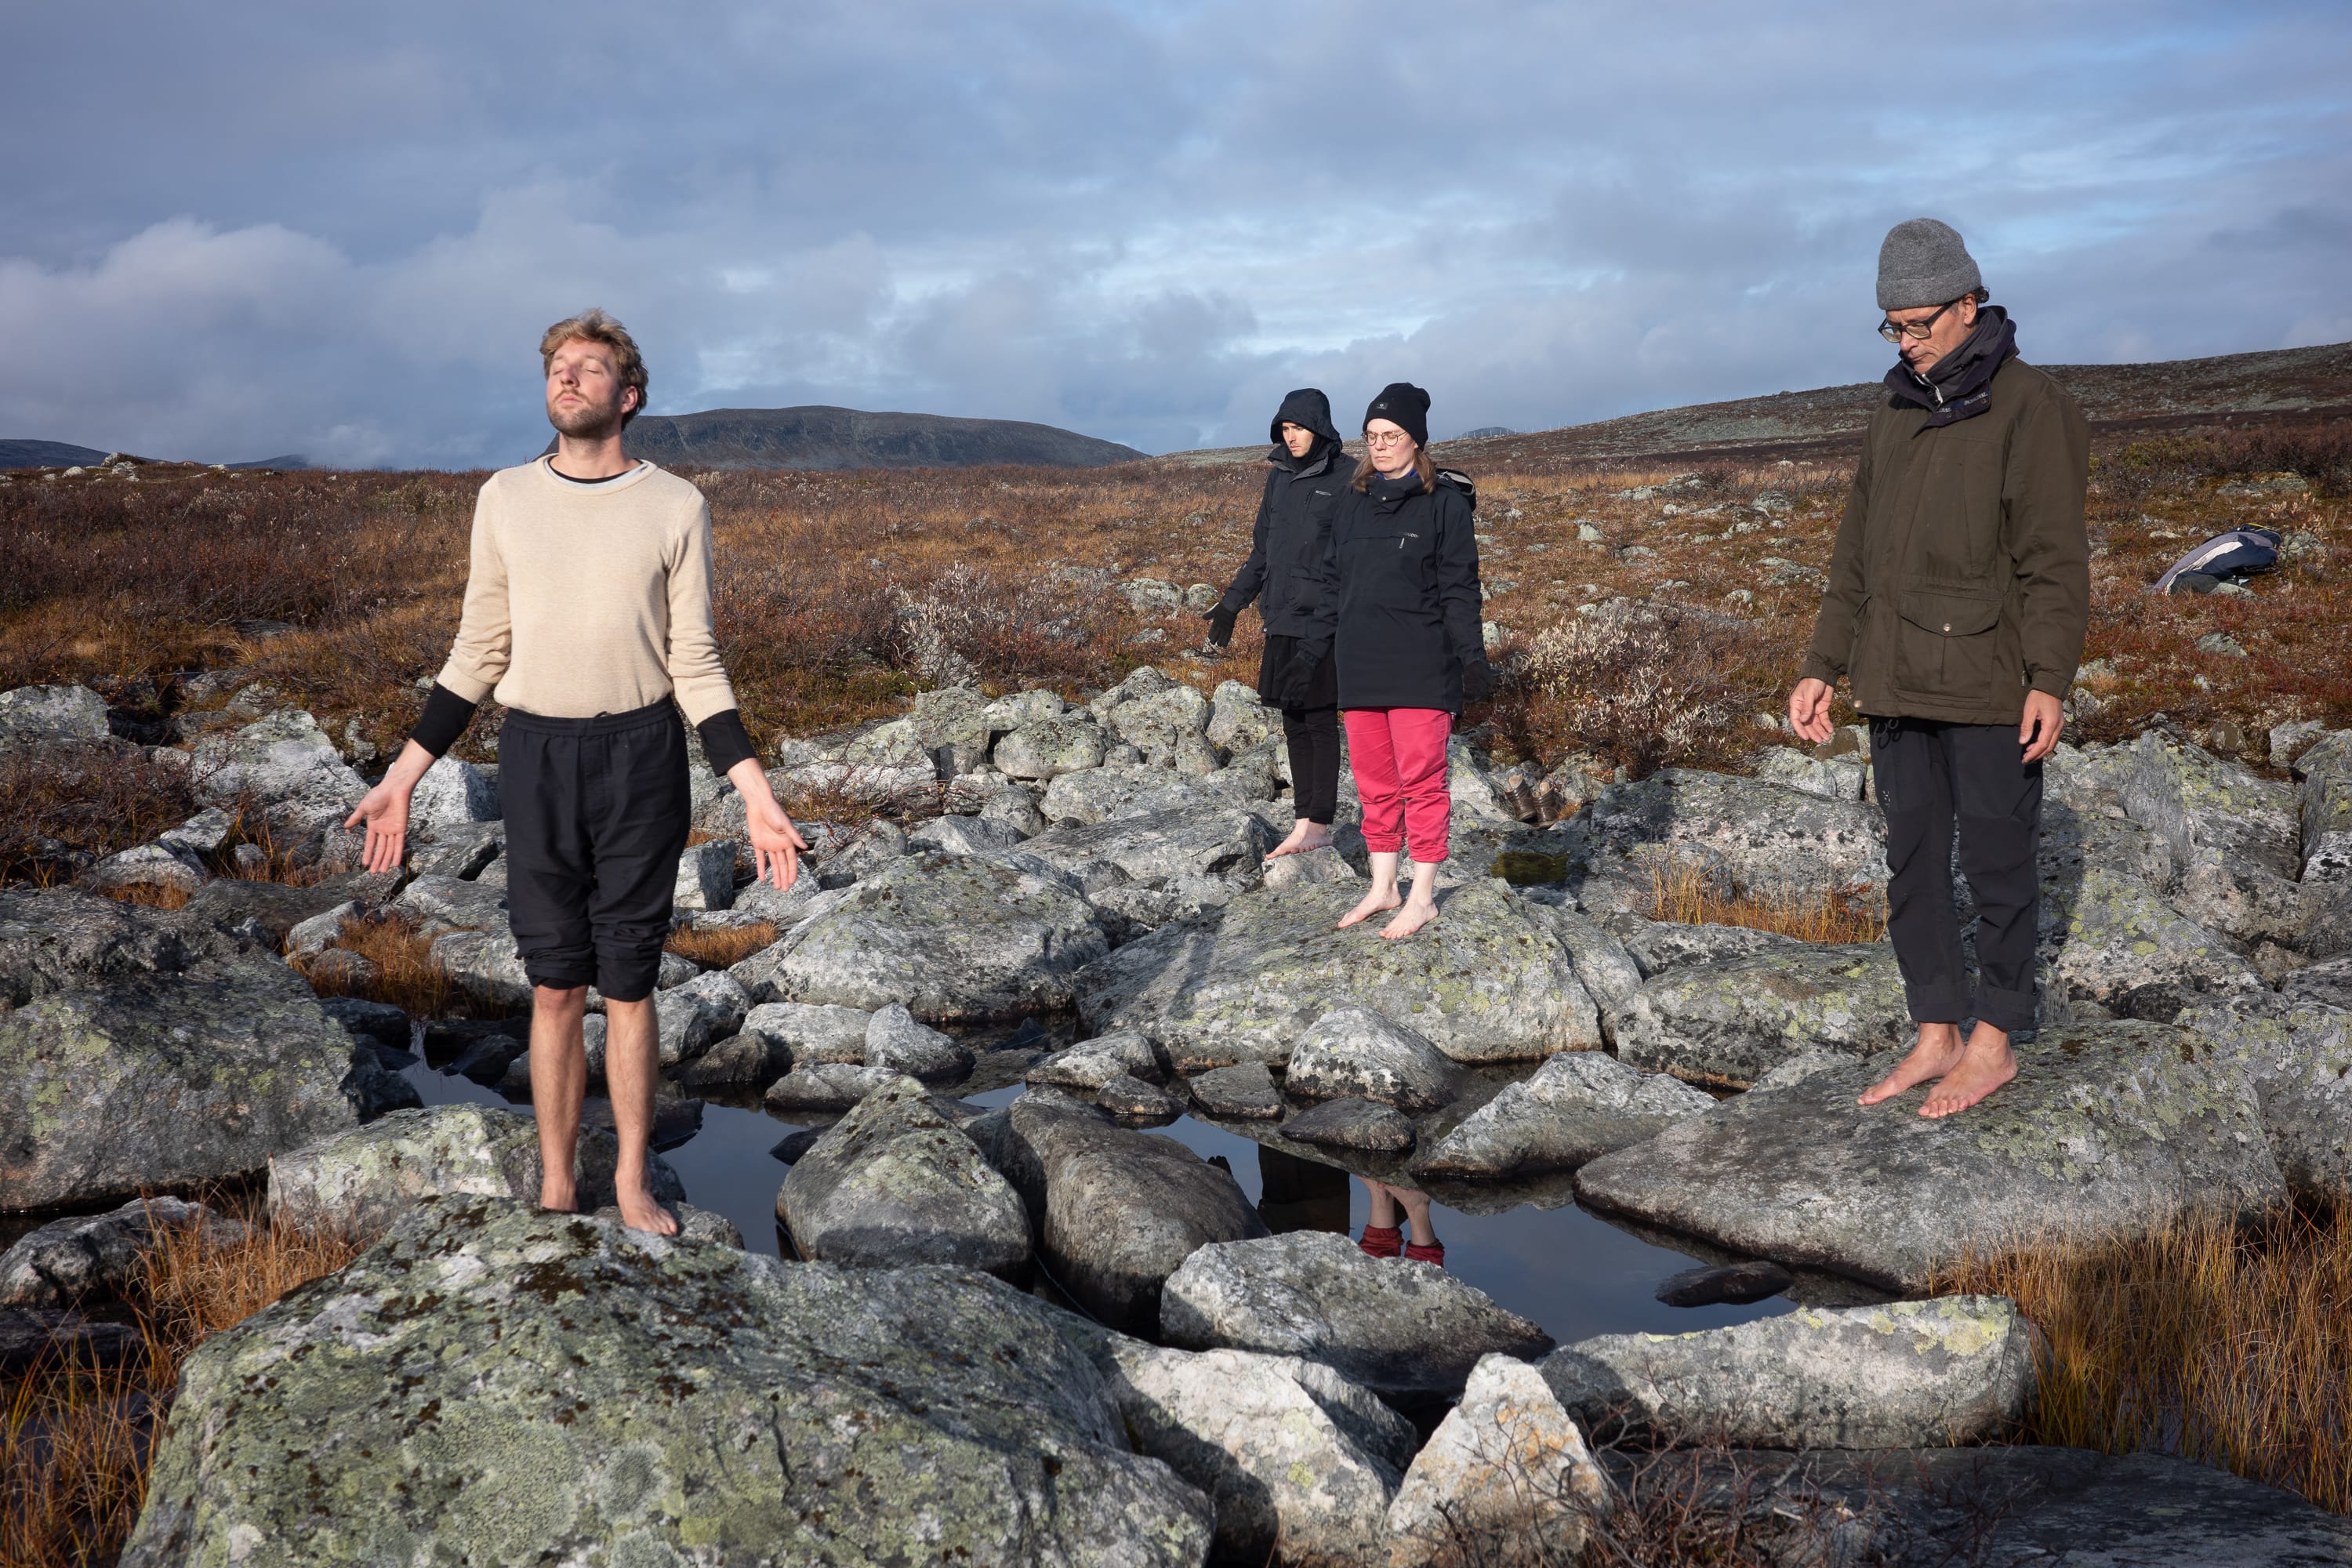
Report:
664,921,780,968
1646,857,1887,944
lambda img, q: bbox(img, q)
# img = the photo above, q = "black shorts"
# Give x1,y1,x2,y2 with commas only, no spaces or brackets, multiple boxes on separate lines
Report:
499,699,691,1004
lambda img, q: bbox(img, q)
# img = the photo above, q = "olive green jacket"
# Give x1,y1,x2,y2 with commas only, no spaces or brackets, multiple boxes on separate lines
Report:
1799,357,2091,725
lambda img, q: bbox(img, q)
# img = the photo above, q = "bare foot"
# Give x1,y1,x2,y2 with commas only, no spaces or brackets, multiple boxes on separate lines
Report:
1338,887,1403,928
1857,1022,1965,1107
1920,1026,2017,1119
539,1179,578,1214
1380,898,1439,939
1265,822,1334,860
614,1186,680,1236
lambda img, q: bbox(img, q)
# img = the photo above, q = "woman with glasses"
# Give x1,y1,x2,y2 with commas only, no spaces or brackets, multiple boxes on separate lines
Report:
1325,382,1490,940
1203,389,1351,860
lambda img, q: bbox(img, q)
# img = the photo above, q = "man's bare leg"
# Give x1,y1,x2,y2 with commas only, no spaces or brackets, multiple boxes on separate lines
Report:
1857,1019,1965,1106
1339,851,1404,927
1919,1022,2017,1119
528,984,589,1211
602,996,679,1235
1381,858,1441,939
1266,818,1334,859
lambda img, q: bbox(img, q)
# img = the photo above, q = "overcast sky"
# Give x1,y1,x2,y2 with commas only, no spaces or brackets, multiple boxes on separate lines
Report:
4,1,2347,466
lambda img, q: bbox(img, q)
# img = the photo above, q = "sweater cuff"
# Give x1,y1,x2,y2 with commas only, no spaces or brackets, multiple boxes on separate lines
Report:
408,684,480,759
695,710,758,776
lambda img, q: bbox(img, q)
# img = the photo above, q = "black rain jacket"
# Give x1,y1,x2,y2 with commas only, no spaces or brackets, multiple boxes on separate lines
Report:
1218,389,1351,640
1322,466,1486,711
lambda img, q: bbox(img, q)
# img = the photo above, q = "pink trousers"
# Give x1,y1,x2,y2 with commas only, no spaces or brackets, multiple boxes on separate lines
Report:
1345,707,1452,862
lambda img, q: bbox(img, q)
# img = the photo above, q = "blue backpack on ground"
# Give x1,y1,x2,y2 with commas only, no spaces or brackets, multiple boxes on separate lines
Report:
2155,527,2281,594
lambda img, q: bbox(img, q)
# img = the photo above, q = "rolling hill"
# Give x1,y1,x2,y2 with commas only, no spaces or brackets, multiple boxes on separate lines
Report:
550,405,1145,471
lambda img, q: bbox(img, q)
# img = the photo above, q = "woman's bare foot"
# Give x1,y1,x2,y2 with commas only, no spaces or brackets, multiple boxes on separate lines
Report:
1338,887,1403,928
1920,1025,2017,1118
1857,1022,1965,1106
539,1178,579,1214
614,1186,680,1236
1380,897,1439,939
1265,820,1334,860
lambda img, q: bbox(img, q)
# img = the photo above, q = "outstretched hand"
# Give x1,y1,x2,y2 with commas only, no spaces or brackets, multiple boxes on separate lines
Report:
2019,688,2064,764
1787,677,1837,746
344,739,436,876
729,757,808,892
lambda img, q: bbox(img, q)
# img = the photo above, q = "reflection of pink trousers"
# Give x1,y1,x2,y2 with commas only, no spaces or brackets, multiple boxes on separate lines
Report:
1345,707,1452,862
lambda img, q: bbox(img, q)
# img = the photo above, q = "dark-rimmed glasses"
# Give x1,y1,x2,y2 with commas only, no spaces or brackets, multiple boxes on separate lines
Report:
1878,299,1961,343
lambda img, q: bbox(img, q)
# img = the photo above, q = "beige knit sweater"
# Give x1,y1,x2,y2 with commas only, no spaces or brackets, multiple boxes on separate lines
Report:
434,458,738,724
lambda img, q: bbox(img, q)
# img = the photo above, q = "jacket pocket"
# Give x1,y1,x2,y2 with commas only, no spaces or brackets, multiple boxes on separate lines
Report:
1893,589,2002,702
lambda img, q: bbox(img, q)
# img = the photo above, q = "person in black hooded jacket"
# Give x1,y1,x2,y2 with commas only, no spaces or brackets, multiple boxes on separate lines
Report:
1204,387,1349,858
1319,382,1490,940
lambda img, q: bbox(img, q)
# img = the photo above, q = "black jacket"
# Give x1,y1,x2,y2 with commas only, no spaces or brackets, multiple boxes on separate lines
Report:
1219,389,1350,640
1323,466,1486,710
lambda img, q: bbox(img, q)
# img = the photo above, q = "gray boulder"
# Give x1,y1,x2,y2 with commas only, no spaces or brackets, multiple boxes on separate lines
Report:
1560,768,1891,898
864,1002,976,1081
391,873,510,938
2,958,407,1210
1388,1354,1610,1568
994,717,1107,781
652,970,750,1065
267,1104,684,1237
1540,1295,2034,1449
1185,1060,1283,1120
909,685,995,776
1285,1006,1468,1112
1614,942,1911,1088
906,812,1025,857
1751,745,1867,802
978,787,1048,840
671,1028,787,1091
1576,1023,2288,1291
1069,1326,1416,1566
779,1076,1030,1276
672,837,737,911
1414,1050,1714,1179
732,850,1109,1020
996,1096,1269,1332
2281,955,2352,1011
1040,767,1223,827
0,888,194,1000
429,928,533,1010
982,688,1067,730
0,1196,249,1306
1531,906,1646,1044
0,683,111,747
1026,1031,1163,1091
408,821,502,880
1261,844,1359,889
89,841,206,895
1024,805,1276,886
740,999,872,1065
2075,731,2302,881
1279,1096,1416,1155
764,1063,899,1113
1608,916,1802,978
1160,1231,1556,1402
1076,880,1599,1070
1204,680,1277,754
122,1197,1214,1567
186,709,368,828
408,754,499,830
1098,1073,1182,1123
285,900,360,957
2042,864,2263,1007
2179,996,2352,1197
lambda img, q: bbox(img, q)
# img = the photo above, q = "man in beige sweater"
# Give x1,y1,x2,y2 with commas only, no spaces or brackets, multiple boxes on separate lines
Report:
347,310,807,1234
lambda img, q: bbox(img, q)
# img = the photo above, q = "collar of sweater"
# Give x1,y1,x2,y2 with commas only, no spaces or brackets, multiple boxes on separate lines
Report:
537,455,657,492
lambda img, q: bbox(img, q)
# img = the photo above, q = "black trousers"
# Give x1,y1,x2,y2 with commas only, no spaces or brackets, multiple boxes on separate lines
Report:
500,699,691,1004
1871,717,2043,1035
1283,705,1341,825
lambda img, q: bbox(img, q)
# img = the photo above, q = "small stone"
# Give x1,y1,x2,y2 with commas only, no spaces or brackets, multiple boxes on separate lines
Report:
864,1003,975,1082
1653,1259,1795,1308
1185,1060,1284,1119
1280,1096,1416,1154
285,901,360,957
2196,632,2248,659
1097,1073,1181,1123
1386,1354,1608,1566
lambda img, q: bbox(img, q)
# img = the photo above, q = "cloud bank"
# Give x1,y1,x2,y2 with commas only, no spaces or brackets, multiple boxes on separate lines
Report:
3,0,2346,466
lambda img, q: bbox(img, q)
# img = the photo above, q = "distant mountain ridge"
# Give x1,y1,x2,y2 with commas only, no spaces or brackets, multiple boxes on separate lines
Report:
0,439,109,469
547,405,1146,472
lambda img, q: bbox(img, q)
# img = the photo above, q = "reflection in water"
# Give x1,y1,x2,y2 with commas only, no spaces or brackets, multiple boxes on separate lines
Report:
1254,1146,1351,1236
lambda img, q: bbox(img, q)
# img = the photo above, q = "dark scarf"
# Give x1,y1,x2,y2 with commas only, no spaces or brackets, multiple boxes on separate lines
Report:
1886,306,2017,428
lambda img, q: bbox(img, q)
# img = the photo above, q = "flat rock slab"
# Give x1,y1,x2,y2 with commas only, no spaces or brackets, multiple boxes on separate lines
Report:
1575,1022,2287,1291
2042,863,2263,1007
1160,1230,1556,1403
997,1097,1268,1333
731,850,1109,1021
269,1104,684,1238
779,1077,1030,1277
2,960,403,1210
1279,1096,1417,1154
1076,880,1599,1069
1023,805,1277,885
1541,1295,2034,1449
122,1196,1214,1567
1615,942,1911,1089
2178,995,2352,1198
1561,768,1890,898
1184,1060,1283,1119
1653,1259,1794,1308
1413,1050,1714,1180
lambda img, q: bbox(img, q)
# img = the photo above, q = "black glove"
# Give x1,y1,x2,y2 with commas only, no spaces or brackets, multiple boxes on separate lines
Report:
1276,641,1330,706
1460,660,1495,705
1203,604,1237,649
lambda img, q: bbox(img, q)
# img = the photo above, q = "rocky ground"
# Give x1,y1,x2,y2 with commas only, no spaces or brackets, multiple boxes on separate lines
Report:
6,658,2352,1562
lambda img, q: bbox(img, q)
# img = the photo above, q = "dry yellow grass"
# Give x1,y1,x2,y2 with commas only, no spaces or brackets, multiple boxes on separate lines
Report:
1941,1202,2352,1515
0,1207,362,1568
1646,857,1888,945
664,920,779,967
292,910,469,1017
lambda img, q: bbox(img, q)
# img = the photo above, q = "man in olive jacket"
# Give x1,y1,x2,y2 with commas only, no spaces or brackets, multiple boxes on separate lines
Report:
1789,218,2090,1118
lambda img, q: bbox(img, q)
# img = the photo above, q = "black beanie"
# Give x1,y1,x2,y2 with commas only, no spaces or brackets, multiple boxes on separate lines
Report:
1364,383,1430,448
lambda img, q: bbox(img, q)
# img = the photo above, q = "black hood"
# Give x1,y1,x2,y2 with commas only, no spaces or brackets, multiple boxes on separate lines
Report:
1269,387,1343,467
1886,306,2017,428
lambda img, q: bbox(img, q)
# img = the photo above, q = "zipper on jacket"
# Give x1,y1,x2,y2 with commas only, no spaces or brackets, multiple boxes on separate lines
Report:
1396,532,1419,550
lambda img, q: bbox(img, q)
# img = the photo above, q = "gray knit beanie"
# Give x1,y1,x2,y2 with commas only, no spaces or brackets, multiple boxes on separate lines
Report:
1877,218,1983,311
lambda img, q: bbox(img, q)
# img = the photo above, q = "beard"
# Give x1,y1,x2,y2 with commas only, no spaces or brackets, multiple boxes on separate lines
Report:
548,396,625,441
